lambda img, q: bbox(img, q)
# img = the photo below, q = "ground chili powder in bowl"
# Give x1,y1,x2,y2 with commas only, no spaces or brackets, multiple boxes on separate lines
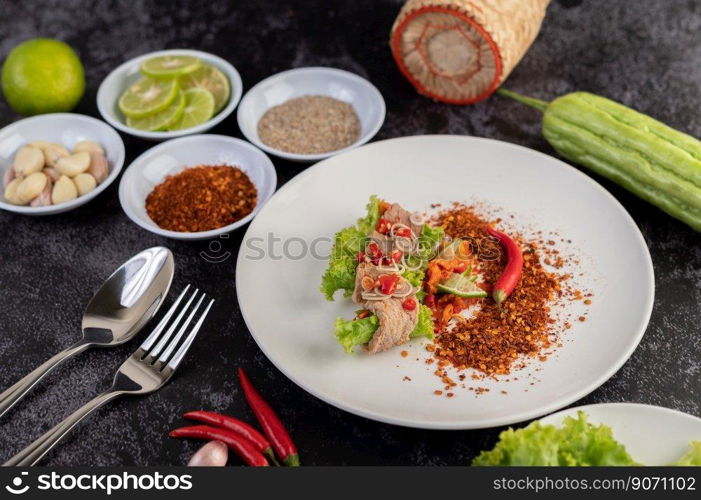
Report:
145,165,258,232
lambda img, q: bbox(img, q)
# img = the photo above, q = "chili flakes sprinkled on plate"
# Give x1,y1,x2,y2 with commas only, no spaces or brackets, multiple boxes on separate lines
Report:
424,203,587,392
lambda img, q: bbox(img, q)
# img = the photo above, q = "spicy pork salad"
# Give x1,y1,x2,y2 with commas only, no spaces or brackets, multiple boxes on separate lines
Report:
320,196,513,355
321,196,587,392
320,196,443,354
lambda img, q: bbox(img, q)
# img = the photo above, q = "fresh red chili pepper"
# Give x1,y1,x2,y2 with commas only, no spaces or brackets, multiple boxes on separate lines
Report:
402,298,417,311
394,227,412,238
375,218,391,234
183,411,275,463
453,261,467,274
169,425,269,467
238,368,300,466
424,293,436,307
485,226,524,307
366,242,382,259
377,274,400,295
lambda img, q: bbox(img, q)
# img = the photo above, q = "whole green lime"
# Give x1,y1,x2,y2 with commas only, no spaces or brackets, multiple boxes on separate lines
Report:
2,38,85,115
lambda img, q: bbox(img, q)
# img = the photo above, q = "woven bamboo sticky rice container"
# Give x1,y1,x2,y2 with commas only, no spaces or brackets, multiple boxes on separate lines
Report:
390,0,551,104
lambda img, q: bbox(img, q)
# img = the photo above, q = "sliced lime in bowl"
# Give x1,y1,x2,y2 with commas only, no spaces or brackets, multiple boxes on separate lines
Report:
126,91,185,131
118,77,179,118
437,270,487,298
141,55,201,78
168,88,215,130
179,63,230,113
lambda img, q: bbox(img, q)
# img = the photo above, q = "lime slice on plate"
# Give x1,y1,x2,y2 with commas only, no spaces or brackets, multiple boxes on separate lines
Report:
126,91,185,131
437,270,487,298
168,88,215,130
179,63,231,113
141,55,201,78
118,77,179,118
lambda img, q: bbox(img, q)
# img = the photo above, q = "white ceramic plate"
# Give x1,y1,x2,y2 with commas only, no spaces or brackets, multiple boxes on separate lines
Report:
236,136,654,429
237,67,385,162
97,49,243,141
119,135,276,240
0,113,125,215
539,403,701,465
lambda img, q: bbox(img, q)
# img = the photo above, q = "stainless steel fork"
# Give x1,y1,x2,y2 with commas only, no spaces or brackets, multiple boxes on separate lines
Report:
3,285,214,467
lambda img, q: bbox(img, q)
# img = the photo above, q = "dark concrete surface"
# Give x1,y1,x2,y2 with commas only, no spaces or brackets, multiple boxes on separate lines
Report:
0,0,699,466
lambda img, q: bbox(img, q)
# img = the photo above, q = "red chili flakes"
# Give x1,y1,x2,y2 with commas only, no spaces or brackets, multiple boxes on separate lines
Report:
146,165,257,232
431,204,574,377
434,390,443,396
400,350,408,358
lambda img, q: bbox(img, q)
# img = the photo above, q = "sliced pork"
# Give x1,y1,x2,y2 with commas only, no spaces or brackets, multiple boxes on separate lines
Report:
383,203,423,236
352,262,384,304
351,201,423,354
352,263,420,354
366,297,418,354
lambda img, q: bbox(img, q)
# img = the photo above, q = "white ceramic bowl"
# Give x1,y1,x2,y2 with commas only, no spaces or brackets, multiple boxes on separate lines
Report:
0,113,125,215
119,135,276,240
237,67,386,162
97,49,243,141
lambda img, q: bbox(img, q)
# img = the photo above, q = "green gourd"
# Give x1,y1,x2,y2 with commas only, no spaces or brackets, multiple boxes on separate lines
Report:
498,88,701,232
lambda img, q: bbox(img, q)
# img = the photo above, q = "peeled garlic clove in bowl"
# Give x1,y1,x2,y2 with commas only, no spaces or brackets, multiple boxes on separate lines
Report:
52,175,78,204
56,151,91,177
43,143,70,168
73,140,105,155
30,175,53,207
87,152,109,184
4,178,25,205
73,173,97,196
14,146,45,176
16,172,48,204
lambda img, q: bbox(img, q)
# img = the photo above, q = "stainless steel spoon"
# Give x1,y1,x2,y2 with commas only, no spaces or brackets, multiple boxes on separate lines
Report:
0,247,174,418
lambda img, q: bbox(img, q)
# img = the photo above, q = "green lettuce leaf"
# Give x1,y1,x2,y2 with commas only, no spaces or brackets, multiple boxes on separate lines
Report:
402,267,424,288
320,196,382,301
401,224,445,300
334,315,380,354
334,304,434,354
417,224,445,261
410,304,435,340
472,412,638,466
320,225,365,300
356,195,382,235
671,441,701,466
